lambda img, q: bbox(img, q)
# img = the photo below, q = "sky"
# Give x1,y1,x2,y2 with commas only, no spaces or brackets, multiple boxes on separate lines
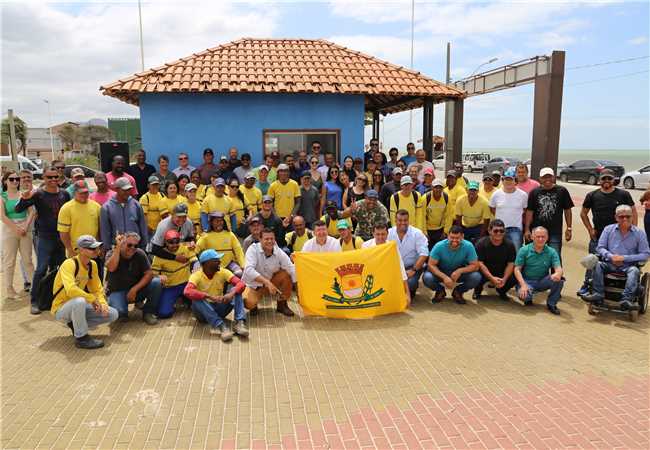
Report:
1,0,649,152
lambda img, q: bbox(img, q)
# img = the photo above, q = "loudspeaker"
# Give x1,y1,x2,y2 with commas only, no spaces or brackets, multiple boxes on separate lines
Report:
99,142,129,173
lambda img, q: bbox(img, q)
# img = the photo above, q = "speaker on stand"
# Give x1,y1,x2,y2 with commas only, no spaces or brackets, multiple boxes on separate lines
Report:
99,142,129,173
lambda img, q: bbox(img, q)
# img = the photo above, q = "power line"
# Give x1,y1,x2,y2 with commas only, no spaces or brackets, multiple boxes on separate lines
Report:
566,69,649,86
566,55,649,71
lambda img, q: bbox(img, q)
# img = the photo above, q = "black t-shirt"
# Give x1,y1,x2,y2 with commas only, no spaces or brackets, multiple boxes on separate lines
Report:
105,248,151,293
583,188,634,237
476,236,516,276
527,185,574,235
257,212,287,248
126,163,156,199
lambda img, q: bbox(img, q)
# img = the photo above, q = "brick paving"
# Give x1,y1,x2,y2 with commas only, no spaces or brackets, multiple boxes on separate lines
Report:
2,212,649,449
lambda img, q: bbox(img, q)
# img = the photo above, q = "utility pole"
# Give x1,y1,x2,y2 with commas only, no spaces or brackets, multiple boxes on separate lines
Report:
444,42,452,170
43,99,55,160
408,0,415,143
8,109,18,162
138,0,145,71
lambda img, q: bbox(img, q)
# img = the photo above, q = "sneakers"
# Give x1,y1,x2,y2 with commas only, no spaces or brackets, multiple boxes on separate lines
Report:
452,289,466,304
276,301,295,317
619,300,632,311
30,305,41,315
233,320,249,337
472,288,482,300
75,335,104,350
576,286,589,297
547,305,561,315
143,313,159,326
210,323,234,342
431,290,445,304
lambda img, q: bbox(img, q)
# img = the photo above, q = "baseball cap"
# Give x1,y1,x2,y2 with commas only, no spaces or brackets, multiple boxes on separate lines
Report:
219,155,228,161
503,168,516,178
491,170,502,176
599,169,615,179
258,165,269,172
277,163,289,171
164,229,181,241
209,211,225,219
446,170,457,178
77,235,102,249
184,183,197,191
172,203,188,216
114,177,133,191
392,167,403,175
203,148,214,155
199,249,224,263
336,219,350,230
245,172,256,180
73,180,89,194
482,173,494,181
431,179,444,187
325,200,338,210
423,167,434,176
71,167,84,178
301,170,311,178
539,167,555,177
148,175,160,184
400,175,413,186
213,178,226,186
248,215,262,225
365,189,379,199
468,181,480,190
262,194,273,203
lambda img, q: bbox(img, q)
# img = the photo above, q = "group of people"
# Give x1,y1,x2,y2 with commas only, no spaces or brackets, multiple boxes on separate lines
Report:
1,141,649,350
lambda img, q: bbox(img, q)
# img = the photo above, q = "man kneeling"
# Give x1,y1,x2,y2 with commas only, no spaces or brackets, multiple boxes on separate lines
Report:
51,235,118,349
183,249,249,341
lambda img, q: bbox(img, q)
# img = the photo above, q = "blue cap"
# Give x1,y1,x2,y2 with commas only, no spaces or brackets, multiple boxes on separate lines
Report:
199,249,224,263
503,168,516,178
365,189,378,199
468,181,480,190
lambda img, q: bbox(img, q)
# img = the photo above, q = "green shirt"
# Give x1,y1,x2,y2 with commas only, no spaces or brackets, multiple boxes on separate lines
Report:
1,192,27,220
515,243,561,280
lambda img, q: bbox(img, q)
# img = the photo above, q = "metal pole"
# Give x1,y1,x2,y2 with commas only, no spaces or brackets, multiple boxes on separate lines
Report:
8,109,18,162
408,0,415,142
44,99,55,160
138,0,145,71
446,42,451,84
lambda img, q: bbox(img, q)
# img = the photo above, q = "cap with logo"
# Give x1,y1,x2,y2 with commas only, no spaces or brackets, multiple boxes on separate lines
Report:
491,170,502,176
336,219,350,230
164,229,181,241
262,194,273,203
392,167,403,175
219,156,228,161
213,178,226,186
209,211,225,219
423,167,434,176
184,183,197,191
365,189,379,199
71,167,85,178
468,181,480,190
258,165,269,172
248,215,262,224
172,203,188,216
400,175,413,186
431,179,444,187
503,168,516,178
77,235,102,249
245,172,256,180
599,168,615,179
73,180,89,193
114,177,133,191
539,167,555,177
203,148,214,155
199,249,224,263
148,175,160,184
482,173,494,181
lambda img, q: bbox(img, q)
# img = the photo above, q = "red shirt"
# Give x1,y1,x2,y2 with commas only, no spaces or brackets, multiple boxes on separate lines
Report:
106,171,138,197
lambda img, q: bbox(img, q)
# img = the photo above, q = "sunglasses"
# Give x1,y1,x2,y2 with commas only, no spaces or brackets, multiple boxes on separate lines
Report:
125,243,137,248
601,177,613,181
45,175,59,179
179,156,188,160
617,215,631,219
165,239,180,245
230,185,239,188
8,177,20,182
371,143,379,147
310,160,319,164
491,229,505,234
312,146,321,149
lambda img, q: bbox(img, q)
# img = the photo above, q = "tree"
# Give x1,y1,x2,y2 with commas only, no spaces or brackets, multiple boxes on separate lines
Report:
1,115,28,155
58,123,79,151
77,125,114,155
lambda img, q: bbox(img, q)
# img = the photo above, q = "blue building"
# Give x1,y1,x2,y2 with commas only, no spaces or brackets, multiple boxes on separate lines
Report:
102,38,463,166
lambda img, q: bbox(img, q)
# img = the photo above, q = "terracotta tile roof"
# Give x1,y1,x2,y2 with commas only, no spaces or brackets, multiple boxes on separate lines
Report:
101,38,464,113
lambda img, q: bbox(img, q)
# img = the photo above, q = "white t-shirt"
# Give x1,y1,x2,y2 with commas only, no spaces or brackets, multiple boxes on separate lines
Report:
361,239,407,280
302,236,342,253
489,188,528,229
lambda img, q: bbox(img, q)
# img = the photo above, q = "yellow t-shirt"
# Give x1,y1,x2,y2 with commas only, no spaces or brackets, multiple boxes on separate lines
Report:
160,195,187,216
197,184,213,201
188,268,234,297
320,214,352,238
340,236,364,251
140,191,166,231
51,257,105,314
151,245,196,287
57,199,101,252
240,185,262,215
268,179,301,218
285,230,311,252
443,184,466,230
200,194,233,217
455,176,468,190
186,200,202,225
479,185,496,219
195,230,245,268
424,192,449,232
454,194,491,227
228,195,247,228
389,191,425,232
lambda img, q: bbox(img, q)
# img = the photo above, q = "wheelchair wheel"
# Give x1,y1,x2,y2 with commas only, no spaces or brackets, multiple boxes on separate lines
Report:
638,273,648,314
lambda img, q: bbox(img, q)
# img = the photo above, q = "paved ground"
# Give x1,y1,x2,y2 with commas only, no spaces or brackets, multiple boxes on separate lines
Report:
1,181,649,450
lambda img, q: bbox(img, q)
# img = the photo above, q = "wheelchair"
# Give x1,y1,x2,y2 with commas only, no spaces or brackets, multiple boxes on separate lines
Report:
579,258,648,322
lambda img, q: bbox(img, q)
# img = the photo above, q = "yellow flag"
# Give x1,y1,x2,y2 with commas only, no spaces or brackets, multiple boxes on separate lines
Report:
295,241,407,319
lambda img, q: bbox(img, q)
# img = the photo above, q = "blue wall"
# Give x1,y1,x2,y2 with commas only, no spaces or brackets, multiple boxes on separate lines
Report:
139,92,365,166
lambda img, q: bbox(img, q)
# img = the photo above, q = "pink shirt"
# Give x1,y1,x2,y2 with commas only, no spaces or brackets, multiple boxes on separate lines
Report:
106,171,138,197
89,190,115,206
516,178,540,195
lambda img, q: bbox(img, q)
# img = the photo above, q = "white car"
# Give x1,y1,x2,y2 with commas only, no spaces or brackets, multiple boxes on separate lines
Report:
0,155,43,178
621,165,650,190
433,154,445,171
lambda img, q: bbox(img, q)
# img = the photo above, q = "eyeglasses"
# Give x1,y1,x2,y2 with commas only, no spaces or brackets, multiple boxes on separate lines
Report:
312,146,321,149
373,173,382,177
8,177,20,182
165,239,180,245
617,215,631,219
125,243,137,248
179,156,188,160
45,175,59,179
491,229,505,234
407,147,415,150
230,185,239,189
310,161,319,164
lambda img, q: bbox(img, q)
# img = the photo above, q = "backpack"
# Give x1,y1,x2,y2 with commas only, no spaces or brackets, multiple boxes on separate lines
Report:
392,190,420,210
288,230,313,253
37,258,93,311
425,191,448,207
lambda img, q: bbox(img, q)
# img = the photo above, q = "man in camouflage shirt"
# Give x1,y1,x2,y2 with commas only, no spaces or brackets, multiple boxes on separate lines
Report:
341,189,390,241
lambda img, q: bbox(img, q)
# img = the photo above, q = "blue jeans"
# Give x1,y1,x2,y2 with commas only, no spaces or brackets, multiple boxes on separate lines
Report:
108,277,162,318
462,225,482,244
592,262,639,302
191,291,246,328
422,270,482,293
506,227,523,253
54,297,119,338
548,234,562,263
405,266,424,295
517,275,564,307
31,235,66,306
476,273,518,295
581,238,599,289
157,283,187,318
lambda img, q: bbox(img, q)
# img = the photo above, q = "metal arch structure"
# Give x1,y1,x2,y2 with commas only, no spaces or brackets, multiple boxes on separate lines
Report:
444,50,566,178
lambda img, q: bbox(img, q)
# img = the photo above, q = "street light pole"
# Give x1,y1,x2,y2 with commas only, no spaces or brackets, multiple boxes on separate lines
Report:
43,99,55,161
469,57,499,77
408,0,415,143
138,0,145,71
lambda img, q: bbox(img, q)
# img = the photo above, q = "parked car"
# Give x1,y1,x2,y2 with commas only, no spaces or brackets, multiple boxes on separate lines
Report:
558,160,625,185
432,154,446,171
463,152,491,172
64,164,96,178
621,165,650,190
482,156,522,175
0,155,43,178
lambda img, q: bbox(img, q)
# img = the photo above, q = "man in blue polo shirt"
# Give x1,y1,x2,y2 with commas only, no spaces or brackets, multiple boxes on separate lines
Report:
513,226,564,315
422,225,481,304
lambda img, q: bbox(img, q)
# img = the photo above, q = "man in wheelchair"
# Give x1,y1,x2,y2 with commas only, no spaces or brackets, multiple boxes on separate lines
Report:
583,205,650,310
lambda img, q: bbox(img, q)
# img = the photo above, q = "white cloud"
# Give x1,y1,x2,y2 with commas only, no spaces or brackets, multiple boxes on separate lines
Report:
1,1,279,127
627,35,648,45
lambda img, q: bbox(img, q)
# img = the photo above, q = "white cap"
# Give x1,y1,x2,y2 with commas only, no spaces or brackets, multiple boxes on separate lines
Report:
400,175,413,186
539,167,554,177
